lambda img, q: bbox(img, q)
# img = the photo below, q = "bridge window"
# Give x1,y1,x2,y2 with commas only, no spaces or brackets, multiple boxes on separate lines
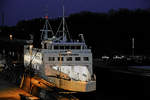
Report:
75,57,81,61
65,46,70,49
49,57,55,61
54,46,59,49
66,57,72,61
60,46,65,49
83,57,89,61
70,46,75,49
58,57,64,61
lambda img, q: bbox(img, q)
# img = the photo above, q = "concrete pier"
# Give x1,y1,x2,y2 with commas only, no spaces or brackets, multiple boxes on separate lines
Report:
0,75,39,100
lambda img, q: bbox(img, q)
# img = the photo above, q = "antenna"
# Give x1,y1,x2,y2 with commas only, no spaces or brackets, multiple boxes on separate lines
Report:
62,4,65,41
61,0,67,42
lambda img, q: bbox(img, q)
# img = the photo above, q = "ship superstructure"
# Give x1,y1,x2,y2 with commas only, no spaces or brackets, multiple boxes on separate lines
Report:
24,6,96,92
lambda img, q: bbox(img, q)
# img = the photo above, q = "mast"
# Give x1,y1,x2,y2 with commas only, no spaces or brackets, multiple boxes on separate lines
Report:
40,5,54,41
62,3,67,42
55,0,70,42
62,5,65,41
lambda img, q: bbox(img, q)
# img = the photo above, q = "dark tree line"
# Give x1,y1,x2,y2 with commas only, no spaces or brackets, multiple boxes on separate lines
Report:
1,8,150,57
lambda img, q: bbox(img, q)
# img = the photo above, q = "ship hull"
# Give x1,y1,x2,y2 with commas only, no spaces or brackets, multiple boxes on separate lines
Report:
47,76,96,92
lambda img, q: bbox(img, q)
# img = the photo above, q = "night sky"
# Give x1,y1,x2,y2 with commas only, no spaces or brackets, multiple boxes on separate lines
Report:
0,0,150,26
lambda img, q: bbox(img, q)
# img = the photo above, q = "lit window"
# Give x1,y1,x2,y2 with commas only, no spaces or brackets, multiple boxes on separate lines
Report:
83,57,89,61
49,57,55,61
75,57,80,61
66,57,72,61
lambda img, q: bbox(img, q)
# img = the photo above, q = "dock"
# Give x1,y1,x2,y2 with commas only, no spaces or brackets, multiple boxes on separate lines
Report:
0,75,39,100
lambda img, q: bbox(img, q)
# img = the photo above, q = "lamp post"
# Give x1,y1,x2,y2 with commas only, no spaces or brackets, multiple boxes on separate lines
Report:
132,37,134,57
129,35,135,57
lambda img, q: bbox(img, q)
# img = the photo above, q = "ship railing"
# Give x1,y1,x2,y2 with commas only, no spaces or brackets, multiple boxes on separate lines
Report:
41,49,91,53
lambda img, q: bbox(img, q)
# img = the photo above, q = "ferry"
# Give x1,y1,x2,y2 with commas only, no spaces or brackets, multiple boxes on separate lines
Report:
24,6,96,92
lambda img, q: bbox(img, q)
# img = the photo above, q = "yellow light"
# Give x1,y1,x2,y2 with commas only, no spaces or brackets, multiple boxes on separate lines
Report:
9,34,12,40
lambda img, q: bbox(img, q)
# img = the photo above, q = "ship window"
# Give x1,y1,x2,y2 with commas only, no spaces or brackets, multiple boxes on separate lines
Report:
75,57,80,61
66,57,72,61
58,57,64,61
54,46,59,49
49,57,55,61
65,46,70,49
60,46,65,49
83,57,89,61
71,46,75,49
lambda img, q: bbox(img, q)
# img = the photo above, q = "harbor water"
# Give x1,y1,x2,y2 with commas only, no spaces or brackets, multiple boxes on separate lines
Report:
96,66,150,100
